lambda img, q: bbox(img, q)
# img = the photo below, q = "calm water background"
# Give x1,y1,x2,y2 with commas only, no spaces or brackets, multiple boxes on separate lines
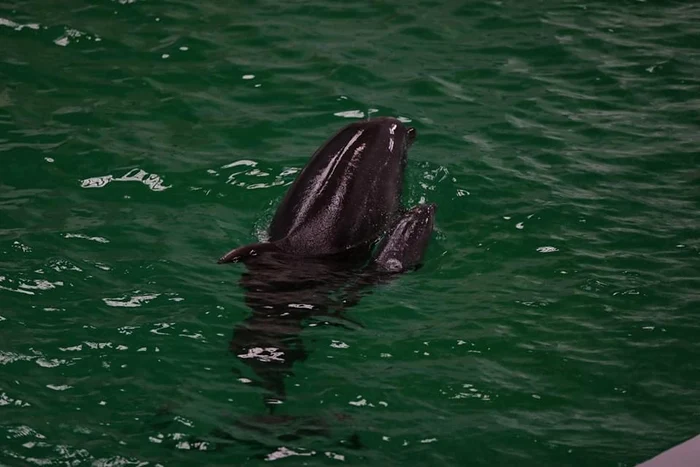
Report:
1,0,699,465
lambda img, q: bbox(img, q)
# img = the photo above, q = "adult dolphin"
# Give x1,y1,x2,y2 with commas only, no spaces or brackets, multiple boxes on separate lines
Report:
218,117,416,263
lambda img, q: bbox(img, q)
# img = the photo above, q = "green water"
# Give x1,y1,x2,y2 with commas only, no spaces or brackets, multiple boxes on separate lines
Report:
1,0,699,465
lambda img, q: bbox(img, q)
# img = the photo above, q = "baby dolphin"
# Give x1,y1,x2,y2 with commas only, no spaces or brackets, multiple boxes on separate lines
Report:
373,203,437,273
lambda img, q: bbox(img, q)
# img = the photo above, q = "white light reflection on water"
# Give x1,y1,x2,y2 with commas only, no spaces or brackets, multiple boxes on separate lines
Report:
80,168,170,191
334,110,365,119
102,292,160,308
265,446,315,461
63,233,110,244
444,383,492,401
0,18,40,31
0,275,66,296
219,160,299,190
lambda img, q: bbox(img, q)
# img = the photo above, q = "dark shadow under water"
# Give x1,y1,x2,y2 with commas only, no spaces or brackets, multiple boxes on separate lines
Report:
149,250,376,456
230,248,376,410
195,249,386,455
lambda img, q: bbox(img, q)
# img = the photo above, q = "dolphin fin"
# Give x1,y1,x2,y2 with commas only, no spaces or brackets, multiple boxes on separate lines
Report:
217,241,280,264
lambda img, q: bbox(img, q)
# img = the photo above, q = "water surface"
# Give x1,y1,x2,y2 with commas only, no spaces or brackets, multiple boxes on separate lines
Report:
1,0,699,465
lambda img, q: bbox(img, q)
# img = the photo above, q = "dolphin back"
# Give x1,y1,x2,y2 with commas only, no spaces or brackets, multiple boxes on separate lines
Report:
268,117,415,256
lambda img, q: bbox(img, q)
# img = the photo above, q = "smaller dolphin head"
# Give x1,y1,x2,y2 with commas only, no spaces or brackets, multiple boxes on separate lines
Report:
372,203,436,273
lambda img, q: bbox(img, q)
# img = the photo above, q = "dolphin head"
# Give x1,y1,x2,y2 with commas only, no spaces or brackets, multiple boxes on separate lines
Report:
372,203,436,273
367,118,415,168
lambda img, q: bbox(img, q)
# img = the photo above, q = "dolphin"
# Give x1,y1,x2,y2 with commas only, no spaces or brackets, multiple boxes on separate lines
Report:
218,117,416,263
372,203,437,273
218,118,435,435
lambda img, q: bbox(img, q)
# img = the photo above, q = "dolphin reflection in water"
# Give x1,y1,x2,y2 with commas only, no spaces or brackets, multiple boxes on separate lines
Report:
230,251,364,408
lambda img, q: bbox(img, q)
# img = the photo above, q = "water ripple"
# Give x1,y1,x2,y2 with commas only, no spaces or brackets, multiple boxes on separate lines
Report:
1,0,700,465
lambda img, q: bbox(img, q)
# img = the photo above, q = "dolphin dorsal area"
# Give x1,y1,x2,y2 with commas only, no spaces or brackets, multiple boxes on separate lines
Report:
220,117,417,263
